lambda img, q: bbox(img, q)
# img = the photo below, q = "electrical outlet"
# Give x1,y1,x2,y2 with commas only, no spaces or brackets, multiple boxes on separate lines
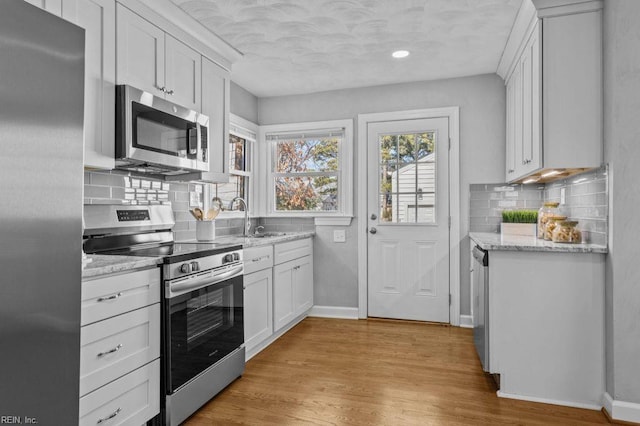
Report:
333,229,346,243
560,187,566,205
189,191,201,207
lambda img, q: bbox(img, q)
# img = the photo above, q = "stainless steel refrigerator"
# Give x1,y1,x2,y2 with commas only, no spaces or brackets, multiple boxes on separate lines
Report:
0,1,85,424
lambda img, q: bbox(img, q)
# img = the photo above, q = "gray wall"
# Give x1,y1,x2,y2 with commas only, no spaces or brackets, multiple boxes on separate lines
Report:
230,81,258,123
258,74,506,312
603,0,640,404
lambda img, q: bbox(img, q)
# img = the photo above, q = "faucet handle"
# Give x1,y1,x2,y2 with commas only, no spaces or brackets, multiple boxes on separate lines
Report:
255,225,265,235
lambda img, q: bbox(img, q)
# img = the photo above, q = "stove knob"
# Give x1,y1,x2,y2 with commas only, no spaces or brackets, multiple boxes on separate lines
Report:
233,253,240,261
180,263,191,273
224,254,234,263
190,261,200,271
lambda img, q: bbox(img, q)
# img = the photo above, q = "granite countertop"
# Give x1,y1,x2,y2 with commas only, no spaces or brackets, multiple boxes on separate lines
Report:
82,254,161,279
206,231,315,248
469,232,608,254
83,231,315,278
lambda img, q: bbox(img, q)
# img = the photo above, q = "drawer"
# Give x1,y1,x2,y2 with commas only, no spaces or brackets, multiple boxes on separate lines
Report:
80,304,160,396
244,245,274,274
82,267,160,325
79,359,160,426
274,238,312,265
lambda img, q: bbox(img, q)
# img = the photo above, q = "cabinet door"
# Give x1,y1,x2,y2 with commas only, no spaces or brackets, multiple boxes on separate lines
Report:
244,269,273,352
116,4,165,97
273,261,295,332
293,255,313,316
165,35,201,111
200,57,230,182
519,23,541,176
24,0,63,16
63,0,115,169
505,73,517,181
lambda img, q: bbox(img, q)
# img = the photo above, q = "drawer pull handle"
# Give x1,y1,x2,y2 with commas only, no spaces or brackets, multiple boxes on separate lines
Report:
97,344,123,358
251,255,270,262
97,407,121,424
96,292,122,302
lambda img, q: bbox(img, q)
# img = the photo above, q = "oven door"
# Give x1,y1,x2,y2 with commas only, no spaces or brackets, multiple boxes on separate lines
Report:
116,84,209,173
165,274,243,393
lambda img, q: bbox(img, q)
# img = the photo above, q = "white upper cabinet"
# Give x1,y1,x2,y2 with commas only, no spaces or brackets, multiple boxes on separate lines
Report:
499,0,603,183
505,22,540,181
24,0,63,15
63,0,116,169
116,4,165,97
200,57,230,182
116,4,202,111
165,35,201,111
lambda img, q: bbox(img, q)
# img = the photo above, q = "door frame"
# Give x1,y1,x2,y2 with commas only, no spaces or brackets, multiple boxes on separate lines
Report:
357,107,460,325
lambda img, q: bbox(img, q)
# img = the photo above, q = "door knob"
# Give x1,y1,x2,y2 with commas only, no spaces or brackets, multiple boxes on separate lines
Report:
370,213,377,220
369,227,377,234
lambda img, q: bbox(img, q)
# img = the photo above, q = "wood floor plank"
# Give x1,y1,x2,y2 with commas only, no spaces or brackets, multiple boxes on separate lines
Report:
184,317,610,425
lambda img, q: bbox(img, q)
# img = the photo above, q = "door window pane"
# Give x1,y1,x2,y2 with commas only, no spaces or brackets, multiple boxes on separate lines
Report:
378,132,436,224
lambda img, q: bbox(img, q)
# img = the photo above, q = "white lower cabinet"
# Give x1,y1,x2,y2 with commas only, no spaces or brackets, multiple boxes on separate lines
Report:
80,304,160,396
489,250,605,407
243,237,314,359
80,267,161,424
79,359,160,426
244,268,273,353
273,239,313,332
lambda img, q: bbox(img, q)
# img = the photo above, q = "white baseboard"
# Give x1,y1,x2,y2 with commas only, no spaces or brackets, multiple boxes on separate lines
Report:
308,305,359,320
497,391,601,411
603,392,640,423
459,314,473,328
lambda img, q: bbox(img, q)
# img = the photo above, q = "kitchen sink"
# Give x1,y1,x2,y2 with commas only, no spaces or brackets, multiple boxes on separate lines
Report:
248,232,290,238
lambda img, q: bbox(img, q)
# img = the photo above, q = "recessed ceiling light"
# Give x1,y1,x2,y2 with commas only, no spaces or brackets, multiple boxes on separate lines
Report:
392,50,410,59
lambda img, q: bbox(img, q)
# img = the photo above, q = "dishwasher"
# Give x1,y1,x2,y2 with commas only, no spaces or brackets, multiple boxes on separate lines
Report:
472,245,490,372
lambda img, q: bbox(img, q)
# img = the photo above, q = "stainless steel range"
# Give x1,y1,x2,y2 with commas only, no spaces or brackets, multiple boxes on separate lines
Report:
83,204,245,426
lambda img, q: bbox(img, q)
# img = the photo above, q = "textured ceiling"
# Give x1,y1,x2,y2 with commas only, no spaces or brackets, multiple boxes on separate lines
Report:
170,0,522,97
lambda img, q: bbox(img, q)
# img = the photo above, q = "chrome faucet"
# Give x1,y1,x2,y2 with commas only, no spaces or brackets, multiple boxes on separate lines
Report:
229,197,251,237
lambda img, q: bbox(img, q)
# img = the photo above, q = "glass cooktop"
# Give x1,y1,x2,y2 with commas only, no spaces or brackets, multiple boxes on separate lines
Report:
103,242,242,263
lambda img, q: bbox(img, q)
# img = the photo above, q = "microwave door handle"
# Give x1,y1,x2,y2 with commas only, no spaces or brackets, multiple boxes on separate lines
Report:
199,125,208,163
188,126,197,155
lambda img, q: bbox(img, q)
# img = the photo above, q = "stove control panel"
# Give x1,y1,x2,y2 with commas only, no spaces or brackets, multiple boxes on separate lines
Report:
165,250,243,280
223,253,240,264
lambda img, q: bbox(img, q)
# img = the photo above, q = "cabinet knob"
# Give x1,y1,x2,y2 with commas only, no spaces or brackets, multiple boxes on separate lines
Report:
369,227,377,234
508,169,514,173
166,89,174,95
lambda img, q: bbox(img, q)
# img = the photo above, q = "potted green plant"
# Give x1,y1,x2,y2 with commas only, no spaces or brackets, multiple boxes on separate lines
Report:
501,209,538,237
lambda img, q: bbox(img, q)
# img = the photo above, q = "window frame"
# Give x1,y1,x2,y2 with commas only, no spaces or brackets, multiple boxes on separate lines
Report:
261,119,353,224
204,113,257,218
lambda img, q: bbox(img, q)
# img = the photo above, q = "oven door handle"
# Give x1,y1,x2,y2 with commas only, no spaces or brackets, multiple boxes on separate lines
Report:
168,264,243,297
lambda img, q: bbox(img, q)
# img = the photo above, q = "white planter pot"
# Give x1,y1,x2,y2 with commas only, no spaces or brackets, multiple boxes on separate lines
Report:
501,223,537,237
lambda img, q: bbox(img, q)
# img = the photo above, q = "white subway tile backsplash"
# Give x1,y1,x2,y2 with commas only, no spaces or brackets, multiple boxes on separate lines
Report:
470,167,608,245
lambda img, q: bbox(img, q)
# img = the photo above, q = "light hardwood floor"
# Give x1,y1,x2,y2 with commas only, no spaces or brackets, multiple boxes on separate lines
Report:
184,317,610,425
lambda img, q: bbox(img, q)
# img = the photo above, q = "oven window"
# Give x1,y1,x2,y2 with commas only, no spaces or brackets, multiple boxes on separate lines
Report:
167,275,243,392
132,101,196,158
186,287,231,348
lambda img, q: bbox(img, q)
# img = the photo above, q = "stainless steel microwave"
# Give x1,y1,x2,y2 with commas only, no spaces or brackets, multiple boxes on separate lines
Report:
115,85,209,176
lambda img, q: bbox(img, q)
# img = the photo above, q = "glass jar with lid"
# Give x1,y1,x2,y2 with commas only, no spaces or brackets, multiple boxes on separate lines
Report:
538,202,561,239
544,215,567,241
552,220,583,243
